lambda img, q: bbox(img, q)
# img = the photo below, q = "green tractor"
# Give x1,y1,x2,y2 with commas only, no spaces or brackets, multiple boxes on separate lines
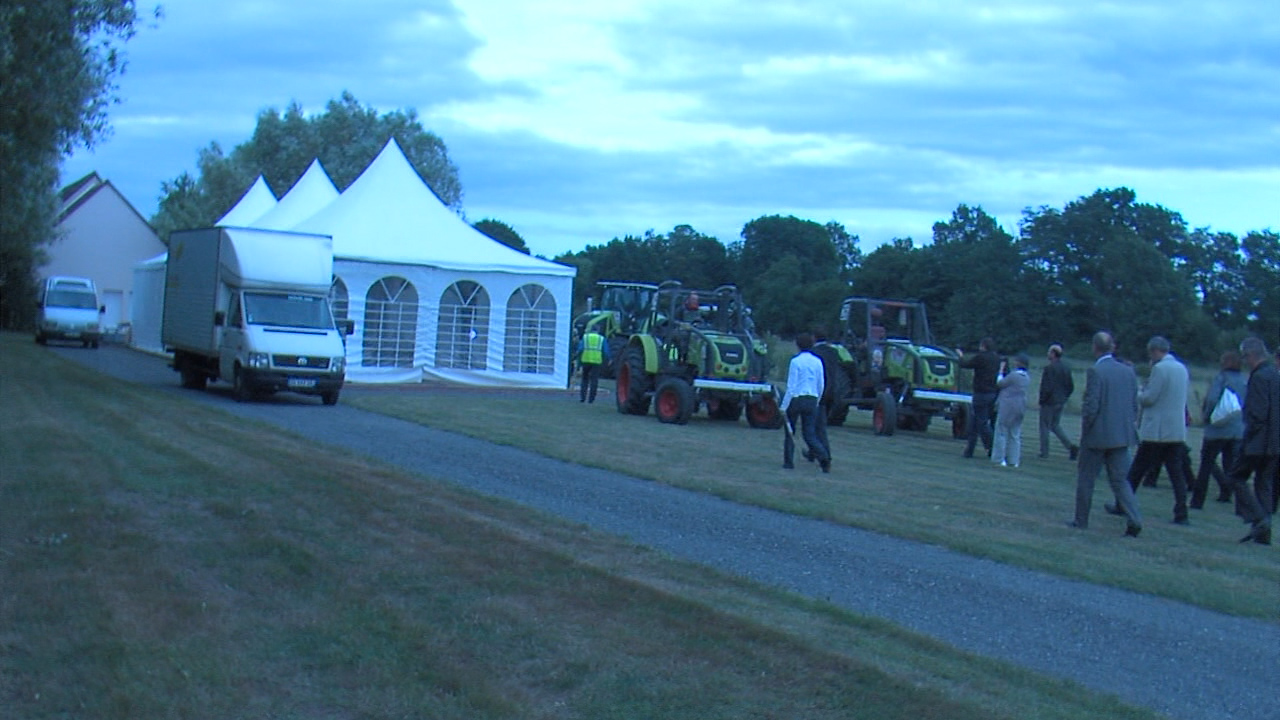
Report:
615,281,782,428
572,281,659,379
826,297,970,437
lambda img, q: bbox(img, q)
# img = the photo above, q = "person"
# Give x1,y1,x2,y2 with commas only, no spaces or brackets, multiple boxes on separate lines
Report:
576,329,610,404
678,292,704,324
808,326,842,465
958,337,1000,459
1038,343,1079,460
1068,331,1142,536
1220,337,1277,545
1112,337,1192,525
1190,350,1247,508
780,333,830,473
993,354,1030,468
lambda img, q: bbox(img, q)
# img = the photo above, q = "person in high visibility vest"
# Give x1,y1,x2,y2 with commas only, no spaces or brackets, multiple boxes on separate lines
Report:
577,330,611,403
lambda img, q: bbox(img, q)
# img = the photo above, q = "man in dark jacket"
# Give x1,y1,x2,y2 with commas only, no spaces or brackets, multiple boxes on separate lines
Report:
809,327,843,464
1223,337,1278,545
958,337,1000,458
1038,343,1079,460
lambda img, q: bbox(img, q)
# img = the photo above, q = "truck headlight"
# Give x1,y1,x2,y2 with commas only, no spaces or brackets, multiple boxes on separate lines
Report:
331,356,346,374
247,352,270,369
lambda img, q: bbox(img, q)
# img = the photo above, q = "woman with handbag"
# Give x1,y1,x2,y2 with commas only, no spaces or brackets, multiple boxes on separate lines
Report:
1191,350,1247,508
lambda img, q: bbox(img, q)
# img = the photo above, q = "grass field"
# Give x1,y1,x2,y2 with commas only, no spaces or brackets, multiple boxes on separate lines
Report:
346,375,1278,622
0,333,1171,718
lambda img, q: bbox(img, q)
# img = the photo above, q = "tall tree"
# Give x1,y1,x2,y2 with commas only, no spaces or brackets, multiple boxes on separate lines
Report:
731,215,853,334
1238,230,1280,343
0,0,155,327
473,219,529,255
151,92,462,240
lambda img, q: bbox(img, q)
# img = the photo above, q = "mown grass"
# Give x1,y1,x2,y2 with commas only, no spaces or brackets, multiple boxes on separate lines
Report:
0,333,1161,718
346,375,1278,621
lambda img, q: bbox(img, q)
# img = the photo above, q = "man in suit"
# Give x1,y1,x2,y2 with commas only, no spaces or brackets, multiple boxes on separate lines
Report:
1114,337,1192,524
1222,337,1277,545
1069,331,1142,536
958,336,1000,459
1038,343,1078,460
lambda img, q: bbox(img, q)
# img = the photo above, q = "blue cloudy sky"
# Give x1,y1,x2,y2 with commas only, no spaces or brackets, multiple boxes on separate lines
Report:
63,0,1279,258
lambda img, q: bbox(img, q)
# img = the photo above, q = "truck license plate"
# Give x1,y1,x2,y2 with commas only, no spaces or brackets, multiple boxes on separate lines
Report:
288,378,317,389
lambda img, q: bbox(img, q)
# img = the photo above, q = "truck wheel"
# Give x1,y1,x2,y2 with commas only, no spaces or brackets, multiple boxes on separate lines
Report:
746,395,784,429
616,346,651,416
952,404,970,439
873,390,897,436
655,378,694,424
35,333,46,345
180,365,206,390
321,390,340,406
232,367,252,403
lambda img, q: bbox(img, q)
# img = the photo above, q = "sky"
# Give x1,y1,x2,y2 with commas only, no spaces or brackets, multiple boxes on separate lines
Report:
62,0,1280,259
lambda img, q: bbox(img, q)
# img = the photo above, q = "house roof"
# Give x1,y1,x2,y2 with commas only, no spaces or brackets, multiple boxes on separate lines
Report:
56,171,157,232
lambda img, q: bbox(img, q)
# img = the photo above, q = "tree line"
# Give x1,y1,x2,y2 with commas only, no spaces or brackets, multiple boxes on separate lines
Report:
556,192,1278,363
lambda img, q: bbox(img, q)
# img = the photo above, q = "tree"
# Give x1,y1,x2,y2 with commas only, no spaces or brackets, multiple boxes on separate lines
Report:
0,0,154,327
731,215,853,334
151,92,462,241
473,219,529,254
1238,230,1280,343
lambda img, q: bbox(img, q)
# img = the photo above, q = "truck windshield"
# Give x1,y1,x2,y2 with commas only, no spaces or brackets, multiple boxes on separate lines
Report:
46,289,98,310
243,292,334,330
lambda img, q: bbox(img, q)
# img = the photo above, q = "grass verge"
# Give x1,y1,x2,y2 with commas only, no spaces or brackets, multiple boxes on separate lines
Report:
0,334,1161,718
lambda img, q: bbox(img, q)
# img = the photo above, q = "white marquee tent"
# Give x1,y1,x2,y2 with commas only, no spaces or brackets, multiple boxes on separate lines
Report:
291,139,577,387
250,160,338,231
215,175,276,226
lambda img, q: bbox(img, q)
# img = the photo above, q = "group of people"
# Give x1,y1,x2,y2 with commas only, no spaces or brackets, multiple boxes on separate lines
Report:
1067,333,1276,545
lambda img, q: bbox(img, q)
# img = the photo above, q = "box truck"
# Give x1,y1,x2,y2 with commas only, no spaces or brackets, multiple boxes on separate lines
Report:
35,276,105,348
162,227,351,405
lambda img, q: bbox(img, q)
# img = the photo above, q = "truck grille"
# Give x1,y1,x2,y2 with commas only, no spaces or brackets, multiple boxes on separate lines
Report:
273,355,330,369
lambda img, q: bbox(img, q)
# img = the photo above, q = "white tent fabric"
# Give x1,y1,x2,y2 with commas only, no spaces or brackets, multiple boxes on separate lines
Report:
249,160,338,231
129,252,168,355
216,175,277,226
293,139,577,387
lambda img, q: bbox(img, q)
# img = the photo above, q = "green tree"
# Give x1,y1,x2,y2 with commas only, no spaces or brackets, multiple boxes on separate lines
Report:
152,92,462,241
731,215,854,334
1238,230,1280,343
473,219,529,254
0,0,155,327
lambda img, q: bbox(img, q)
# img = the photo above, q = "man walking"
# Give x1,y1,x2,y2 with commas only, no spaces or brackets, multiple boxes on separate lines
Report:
1114,337,1192,524
959,337,1000,459
1069,331,1142,536
809,327,843,465
1222,337,1277,545
1038,343,1078,460
781,333,830,473
577,329,610,403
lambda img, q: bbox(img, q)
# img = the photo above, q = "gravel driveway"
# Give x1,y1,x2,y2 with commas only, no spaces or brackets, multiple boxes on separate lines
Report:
56,344,1280,720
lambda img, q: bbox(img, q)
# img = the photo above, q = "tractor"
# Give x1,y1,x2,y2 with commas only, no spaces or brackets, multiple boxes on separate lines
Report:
615,281,782,428
826,297,970,437
571,281,658,379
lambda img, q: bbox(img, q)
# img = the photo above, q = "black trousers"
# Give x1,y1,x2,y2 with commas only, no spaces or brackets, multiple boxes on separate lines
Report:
1127,441,1190,521
1224,453,1277,524
579,362,601,403
1191,437,1237,506
964,391,996,457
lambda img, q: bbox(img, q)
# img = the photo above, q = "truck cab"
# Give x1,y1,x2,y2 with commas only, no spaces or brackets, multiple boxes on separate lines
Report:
35,276,104,348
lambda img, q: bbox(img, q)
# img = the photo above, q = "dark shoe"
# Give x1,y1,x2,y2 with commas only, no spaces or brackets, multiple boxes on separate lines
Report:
782,463,795,470
1125,524,1142,538
1037,453,1048,459
803,449,815,463
1065,520,1086,530
1189,502,1204,510
1104,502,1124,516
1215,493,1232,503
1069,446,1079,461
1172,517,1190,526
819,459,831,473
1142,479,1158,488
1240,524,1272,545
962,451,974,459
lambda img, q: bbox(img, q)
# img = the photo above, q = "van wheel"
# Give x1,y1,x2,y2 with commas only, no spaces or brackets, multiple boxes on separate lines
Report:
180,365,206,390
90,340,99,349
321,390,340,406
35,334,46,345
232,367,252,403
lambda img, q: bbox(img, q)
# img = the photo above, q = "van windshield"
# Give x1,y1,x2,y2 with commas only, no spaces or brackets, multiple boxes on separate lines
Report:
46,289,98,310
243,292,334,330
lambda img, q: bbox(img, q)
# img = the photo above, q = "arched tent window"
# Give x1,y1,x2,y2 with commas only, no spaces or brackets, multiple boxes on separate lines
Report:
362,276,418,367
436,280,489,370
329,276,349,321
504,284,556,374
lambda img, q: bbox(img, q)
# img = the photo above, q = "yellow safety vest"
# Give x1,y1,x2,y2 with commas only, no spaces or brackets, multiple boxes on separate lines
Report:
581,332,604,365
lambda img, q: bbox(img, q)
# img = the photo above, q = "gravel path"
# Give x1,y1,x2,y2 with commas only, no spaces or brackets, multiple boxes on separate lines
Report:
57,344,1280,720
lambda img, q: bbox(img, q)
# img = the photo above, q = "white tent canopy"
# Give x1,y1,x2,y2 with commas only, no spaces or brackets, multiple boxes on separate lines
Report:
216,175,277,227
129,252,167,354
292,139,576,387
249,160,338,231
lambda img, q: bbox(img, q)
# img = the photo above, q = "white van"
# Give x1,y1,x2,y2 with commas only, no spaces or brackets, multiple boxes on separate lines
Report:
35,276,104,348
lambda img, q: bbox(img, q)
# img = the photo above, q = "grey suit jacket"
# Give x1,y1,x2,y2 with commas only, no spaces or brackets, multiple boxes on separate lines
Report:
1138,354,1189,442
1080,355,1138,450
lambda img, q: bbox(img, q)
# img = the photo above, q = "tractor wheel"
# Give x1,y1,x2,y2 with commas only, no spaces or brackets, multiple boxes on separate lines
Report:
654,378,695,424
746,394,784,429
707,396,743,421
952,404,970,439
873,390,897,436
826,370,851,426
601,336,627,380
615,346,652,415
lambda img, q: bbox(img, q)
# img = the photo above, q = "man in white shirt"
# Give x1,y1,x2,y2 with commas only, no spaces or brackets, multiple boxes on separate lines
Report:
781,333,831,472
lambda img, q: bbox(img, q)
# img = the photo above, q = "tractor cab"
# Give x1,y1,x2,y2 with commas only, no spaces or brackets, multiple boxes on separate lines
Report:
573,281,659,378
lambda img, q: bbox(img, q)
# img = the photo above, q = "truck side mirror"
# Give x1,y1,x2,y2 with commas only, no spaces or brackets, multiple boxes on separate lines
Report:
339,319,355,336
99,305,106,314
214,311,225,327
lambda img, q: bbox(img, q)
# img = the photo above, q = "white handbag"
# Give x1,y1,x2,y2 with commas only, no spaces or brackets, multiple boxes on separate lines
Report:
1210,388,1241,426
